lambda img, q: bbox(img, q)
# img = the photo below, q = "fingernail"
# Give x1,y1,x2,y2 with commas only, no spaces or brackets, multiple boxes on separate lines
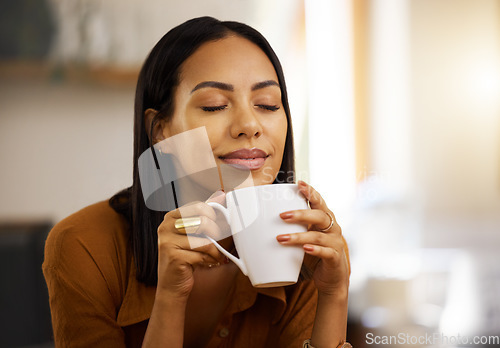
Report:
298,180,307,187
276,235,291,242
280,212,294,219
304,245,315,252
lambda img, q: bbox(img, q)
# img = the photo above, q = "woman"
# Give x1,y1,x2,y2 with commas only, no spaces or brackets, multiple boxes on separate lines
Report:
43,17,351,348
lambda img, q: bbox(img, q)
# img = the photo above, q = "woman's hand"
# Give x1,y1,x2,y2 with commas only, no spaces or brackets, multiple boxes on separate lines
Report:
144,192,229,348
156,191,228,299
277,181,350,296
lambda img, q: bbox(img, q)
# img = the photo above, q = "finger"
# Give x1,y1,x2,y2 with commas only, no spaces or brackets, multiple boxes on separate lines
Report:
165,247,220,268
167,211,230,242
194,216,230,240
189,239,228,264
302,244,344,266
276,231,344,250
160,233,227,264
303,244,350,280
297,180,340,228
277,232,346,269
166,201,217,221
164,201,224,236
297,180,327,211
280,209,339,233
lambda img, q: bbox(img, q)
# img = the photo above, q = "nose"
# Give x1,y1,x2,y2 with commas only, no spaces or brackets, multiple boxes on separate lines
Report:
229,106,263,139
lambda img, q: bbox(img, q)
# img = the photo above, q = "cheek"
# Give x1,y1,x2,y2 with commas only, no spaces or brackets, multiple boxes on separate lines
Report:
272,115,288,151
203,122,227,149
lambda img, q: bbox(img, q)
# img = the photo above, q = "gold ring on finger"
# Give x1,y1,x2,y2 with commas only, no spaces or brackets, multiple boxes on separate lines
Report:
174,217,202,234
318,211,334,232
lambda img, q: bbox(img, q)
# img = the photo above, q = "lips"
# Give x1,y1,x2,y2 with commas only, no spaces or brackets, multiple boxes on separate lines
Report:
219,148,269,170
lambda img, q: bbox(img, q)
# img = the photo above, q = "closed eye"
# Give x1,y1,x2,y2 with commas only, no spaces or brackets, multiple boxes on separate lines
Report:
256,105,280,111
201,105,227,112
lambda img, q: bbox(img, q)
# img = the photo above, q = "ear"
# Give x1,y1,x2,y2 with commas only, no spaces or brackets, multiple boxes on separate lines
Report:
144,108,166,143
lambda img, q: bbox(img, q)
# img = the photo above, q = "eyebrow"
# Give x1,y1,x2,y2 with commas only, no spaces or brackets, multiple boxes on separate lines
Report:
191,81,233,93
190,80,280,94
251,80,280,91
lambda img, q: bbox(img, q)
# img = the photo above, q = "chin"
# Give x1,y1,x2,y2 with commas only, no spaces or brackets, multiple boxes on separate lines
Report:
249,167,279,186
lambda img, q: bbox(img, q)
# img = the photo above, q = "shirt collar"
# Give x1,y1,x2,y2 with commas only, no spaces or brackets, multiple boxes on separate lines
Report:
116,261,156,327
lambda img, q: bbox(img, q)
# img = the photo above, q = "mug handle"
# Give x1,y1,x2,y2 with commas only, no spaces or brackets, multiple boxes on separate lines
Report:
206,202,248,275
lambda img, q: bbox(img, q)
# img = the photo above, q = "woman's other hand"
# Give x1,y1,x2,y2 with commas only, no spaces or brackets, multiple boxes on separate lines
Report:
156,190,228,299
277,181,350,296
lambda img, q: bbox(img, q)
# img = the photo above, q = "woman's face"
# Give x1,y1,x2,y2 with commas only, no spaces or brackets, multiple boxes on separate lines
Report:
160,35,288,187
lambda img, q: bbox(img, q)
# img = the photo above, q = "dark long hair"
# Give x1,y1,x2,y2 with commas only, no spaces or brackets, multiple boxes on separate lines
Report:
110,16,296,286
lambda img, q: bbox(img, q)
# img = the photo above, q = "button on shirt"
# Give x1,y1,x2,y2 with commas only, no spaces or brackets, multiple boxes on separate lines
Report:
219,327,230,338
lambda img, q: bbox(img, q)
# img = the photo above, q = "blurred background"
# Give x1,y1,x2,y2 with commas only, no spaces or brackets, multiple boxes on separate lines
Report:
0,0,499,347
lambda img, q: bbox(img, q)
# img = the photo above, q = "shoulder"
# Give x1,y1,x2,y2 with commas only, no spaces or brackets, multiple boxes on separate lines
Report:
43,200,130,270
53,199,127,233
43,200,136,343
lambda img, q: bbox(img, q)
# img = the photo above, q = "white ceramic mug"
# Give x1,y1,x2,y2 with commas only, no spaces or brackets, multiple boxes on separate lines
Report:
206,183,309,288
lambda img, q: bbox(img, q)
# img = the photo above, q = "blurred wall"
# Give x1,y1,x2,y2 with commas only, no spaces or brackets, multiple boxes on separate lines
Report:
48,0,260,67
0,78,135,222
348,3,500,340
410,0,500,248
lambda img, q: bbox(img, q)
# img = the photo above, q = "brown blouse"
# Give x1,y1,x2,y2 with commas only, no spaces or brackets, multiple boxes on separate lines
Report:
43,200,320,347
